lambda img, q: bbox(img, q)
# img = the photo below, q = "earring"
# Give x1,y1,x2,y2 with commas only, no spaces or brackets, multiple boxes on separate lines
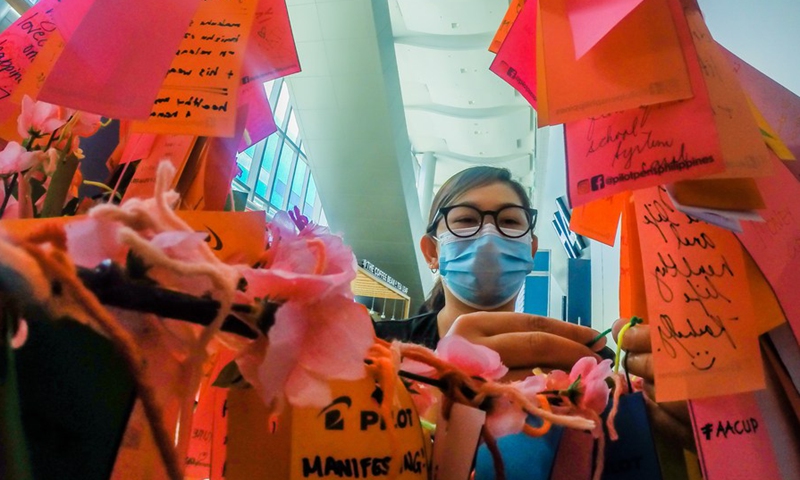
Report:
429,264,438,274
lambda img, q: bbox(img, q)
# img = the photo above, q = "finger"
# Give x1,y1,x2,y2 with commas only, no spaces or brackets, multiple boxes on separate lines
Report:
501,368,536,383
480,331,602,370
451,312,604,349
618,323,652,354
643,382,691,424
642,391,696,451
624,351,654,381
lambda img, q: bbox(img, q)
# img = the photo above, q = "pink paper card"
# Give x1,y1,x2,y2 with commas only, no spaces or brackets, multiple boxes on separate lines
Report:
47,0,94,41
38,0,202,119
0,0,60,122
431,403,486,480
736,153,800,338
688,392,781,480
489,0,538,110
237,81,277,152
132,0,257,137
633,186,764,402
240,0,301,85
565,0,645,59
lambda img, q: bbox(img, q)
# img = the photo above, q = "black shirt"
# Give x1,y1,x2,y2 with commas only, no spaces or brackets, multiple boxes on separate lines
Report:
372,311,440,350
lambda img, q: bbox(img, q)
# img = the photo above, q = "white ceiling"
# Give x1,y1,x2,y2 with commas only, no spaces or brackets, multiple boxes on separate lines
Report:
285,0,536,309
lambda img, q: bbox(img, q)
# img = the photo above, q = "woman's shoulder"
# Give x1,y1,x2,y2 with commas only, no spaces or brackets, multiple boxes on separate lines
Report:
372,311,439,349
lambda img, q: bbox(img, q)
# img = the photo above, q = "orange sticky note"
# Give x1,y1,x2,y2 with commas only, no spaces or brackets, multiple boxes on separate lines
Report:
489,0,526,53
743,250,785,335
688,392,781,480
534,5,549,126
683,8,771,179
569,193,625,246
669,177,765,211
539,0,692,125
121,135,198,201
737,153,800,339
619,194,647,321
132,0,257,137
633,186,764,402
179,210,266,265
564,0,725,207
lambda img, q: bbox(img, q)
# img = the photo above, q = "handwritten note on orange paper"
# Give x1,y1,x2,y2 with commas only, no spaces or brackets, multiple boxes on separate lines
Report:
569,193,625,246
683,8,771,179
489,0,525,53
240,0,301,85
737,153,800,339
539,0,692,125
565,0,644,59
132,0,256,137
489,0,537,109
0,0,60,123
688,392,781,480
564,0,726,207
633,186,764,402
8,29,64,109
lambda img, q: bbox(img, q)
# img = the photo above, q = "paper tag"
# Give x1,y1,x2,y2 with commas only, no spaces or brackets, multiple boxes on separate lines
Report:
688,392,781,480
431,403,486,480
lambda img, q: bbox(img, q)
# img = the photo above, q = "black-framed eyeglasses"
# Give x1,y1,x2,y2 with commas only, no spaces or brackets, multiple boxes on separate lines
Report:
426,204,538,239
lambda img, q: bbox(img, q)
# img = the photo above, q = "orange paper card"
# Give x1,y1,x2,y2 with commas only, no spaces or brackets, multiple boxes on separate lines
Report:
539,0,692,125
569,193,626,246
633,186,764,402
564,0,725,207
619,194,647,321
489,0,526,53
132,0,257,137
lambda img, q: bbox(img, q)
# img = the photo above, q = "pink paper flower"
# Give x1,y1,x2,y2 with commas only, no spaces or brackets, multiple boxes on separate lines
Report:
0,142,43,175
485,374,547,437
66,110,103,138
547,357,613,414
437,335,508,380
236,212,373,408
18,95,64,138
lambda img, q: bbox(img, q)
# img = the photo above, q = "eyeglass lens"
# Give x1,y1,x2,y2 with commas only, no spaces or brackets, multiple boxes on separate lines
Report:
443,205,534,238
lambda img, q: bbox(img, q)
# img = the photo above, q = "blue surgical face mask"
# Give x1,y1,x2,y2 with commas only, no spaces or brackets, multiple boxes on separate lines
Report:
437,224,535,310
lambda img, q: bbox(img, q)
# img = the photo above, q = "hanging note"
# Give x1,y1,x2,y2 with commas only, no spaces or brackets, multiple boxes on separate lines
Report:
132,0,257,137
633,186,764,402
489,0,526,53
39,0,202,119
688,392,781,480
564,0,724,207
619,194,647,321
534,5,549,125
539,0,692,125
736,153,800,338
238,81,277,152
569,193,625,246
0,0,61,124
240,0,301,85
489,0,538,109
565,0,645,60
746,96,795,161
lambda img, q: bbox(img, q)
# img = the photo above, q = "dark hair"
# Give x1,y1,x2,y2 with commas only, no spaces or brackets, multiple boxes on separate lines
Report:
417,166,532,314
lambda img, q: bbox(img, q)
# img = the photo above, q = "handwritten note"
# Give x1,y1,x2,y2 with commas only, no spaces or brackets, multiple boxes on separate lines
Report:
682,8,771,179
240,0,301,85
539,0,692,125
132,0,257,137
564,0,725,207
39,0,202,119
634,186,764,402
565,0,644,59
737,153,800,338
0,0,60,123
489,0,526,53
489,0,538,109
688,392,781,480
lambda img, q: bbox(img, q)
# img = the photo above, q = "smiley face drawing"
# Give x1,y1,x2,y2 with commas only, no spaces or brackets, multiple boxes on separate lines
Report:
690,350,716,370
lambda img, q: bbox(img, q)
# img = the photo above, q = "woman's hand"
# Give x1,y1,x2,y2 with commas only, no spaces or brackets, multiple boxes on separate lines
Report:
612,318,695,450
447,312,608,380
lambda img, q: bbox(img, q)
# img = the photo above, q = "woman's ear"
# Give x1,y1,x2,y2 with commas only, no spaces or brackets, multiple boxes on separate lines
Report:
420,235,439,270
531,233,539,259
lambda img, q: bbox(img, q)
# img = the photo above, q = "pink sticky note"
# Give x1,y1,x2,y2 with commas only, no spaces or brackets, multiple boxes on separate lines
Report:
237,81,277,152
688,392,781,480
566,0,645,59
736,153,800,338
489,0,538,109
47,0,94,41
38,0,202,119
241,0,301,84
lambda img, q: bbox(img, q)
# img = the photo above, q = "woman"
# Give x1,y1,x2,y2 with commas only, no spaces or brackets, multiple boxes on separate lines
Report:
374,166,609,377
